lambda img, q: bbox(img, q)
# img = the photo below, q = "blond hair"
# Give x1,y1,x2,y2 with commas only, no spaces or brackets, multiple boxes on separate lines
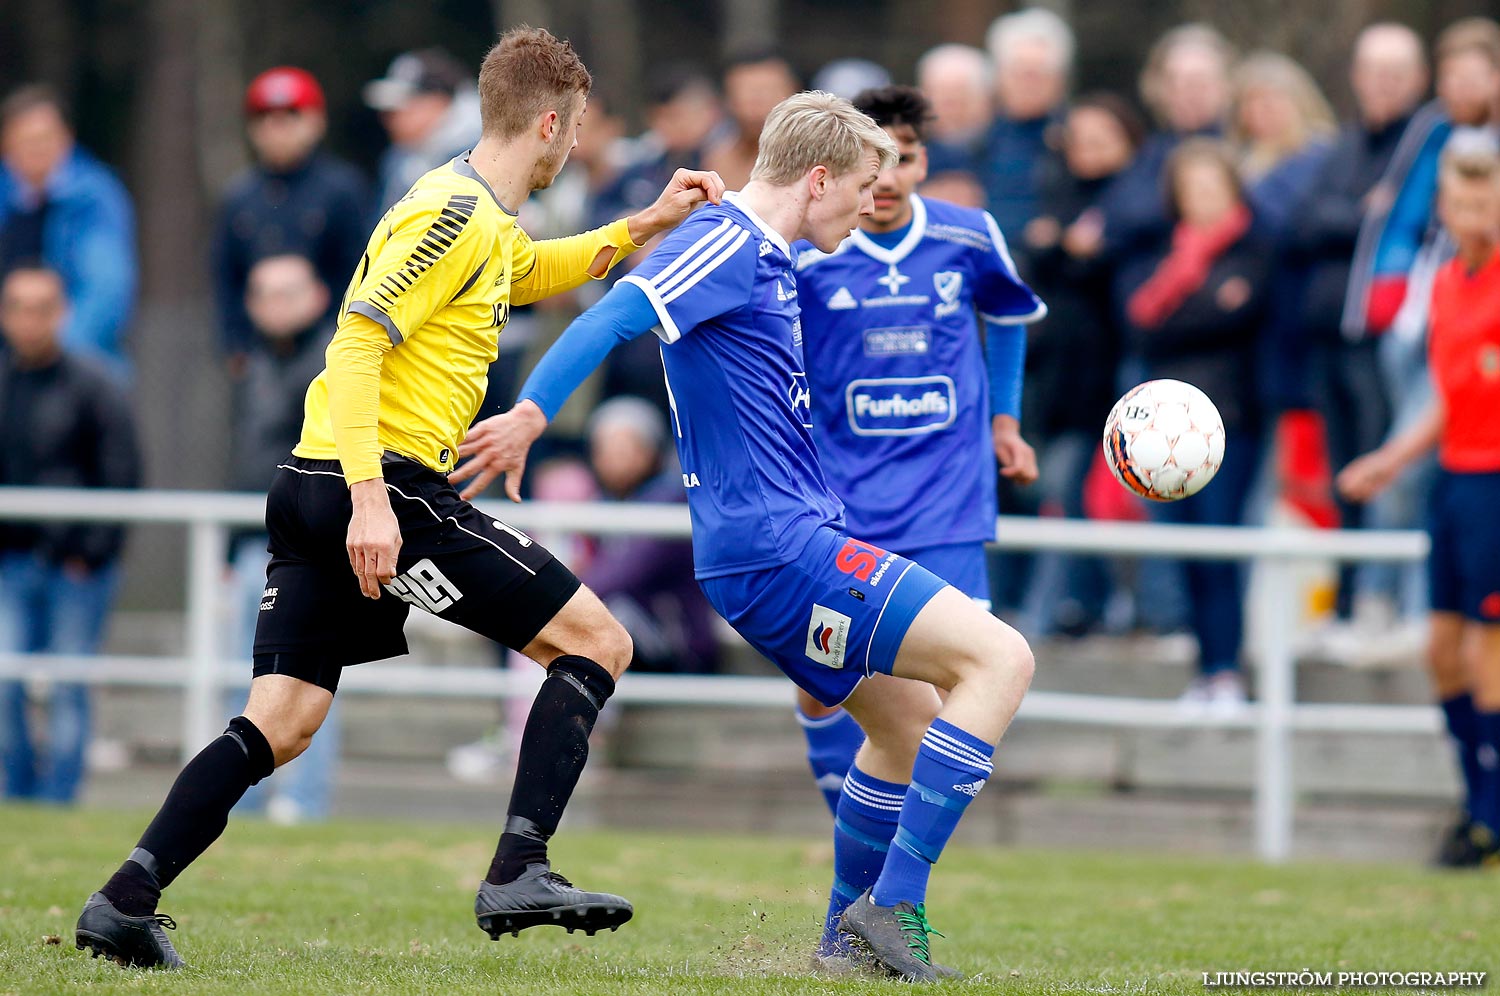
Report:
750,91,898,185
1232,50,1337,178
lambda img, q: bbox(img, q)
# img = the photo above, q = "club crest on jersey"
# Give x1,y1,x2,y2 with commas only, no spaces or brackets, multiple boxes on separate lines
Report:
933,271,964,317
788,373,812,427
805,603,851,668
827,287,858,310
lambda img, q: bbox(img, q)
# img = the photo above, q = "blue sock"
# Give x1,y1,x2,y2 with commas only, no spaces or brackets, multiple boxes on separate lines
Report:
796,707,864,816
821,765,904,953
1473,710,1500,835
1441,694,1481,820
871,719,994,908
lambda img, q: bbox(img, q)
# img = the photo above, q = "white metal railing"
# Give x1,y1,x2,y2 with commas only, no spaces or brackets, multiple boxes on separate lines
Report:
0,486,1433,862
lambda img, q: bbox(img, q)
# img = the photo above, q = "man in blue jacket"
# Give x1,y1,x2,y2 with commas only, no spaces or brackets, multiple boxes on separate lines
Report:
0,86,136,377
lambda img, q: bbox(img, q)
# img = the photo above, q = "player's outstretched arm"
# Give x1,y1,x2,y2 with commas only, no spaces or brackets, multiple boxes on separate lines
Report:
625,168,726,246
509,170,725,306
449,281,662,501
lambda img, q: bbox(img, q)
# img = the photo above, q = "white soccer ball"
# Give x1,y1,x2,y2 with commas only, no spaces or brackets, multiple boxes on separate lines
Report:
1102,379,1225,502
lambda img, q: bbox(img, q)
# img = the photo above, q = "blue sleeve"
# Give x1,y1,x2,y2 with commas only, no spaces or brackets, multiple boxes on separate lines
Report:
973,211,1046,325
985,319,1026,419
617,214,757,343
516,280,659,420
59,173,137,362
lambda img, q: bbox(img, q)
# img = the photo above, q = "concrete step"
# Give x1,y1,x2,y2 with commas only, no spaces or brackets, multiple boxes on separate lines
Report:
76,759,1456,865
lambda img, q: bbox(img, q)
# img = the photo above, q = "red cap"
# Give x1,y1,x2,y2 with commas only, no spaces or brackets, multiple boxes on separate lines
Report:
245,67,325,116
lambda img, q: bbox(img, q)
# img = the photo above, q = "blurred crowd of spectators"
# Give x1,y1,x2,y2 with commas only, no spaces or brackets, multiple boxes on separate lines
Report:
4,10,1497,800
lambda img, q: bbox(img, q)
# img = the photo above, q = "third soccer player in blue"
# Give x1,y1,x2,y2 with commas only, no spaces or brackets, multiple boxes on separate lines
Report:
451,91,1036,981
793,84,1046,962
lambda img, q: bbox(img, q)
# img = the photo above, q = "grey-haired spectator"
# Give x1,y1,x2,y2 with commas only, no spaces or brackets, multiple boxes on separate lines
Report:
982,7,1074,237
0,264,141,803
915,43,994,207
0,86,136,378
213,67,369,374
1287,23,1429,625
811,59,893,101
365,48,482,215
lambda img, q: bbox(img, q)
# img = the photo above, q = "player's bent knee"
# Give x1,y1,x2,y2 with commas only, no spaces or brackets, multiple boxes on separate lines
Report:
948,621,1034,700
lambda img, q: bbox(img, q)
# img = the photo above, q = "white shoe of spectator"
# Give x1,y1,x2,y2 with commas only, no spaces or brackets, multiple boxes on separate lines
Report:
1205,672,1248,716
266,795,304,827
446,731,512,784
1175,676,1212,717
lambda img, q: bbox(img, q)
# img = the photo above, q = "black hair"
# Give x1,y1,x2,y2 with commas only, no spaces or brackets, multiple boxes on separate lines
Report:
722,46,799,82
852,85,934,142
1068,91,1148,151
646,63,717,107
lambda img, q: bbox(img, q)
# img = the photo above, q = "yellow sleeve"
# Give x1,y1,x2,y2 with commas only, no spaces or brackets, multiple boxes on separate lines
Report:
509,218,641,306
324,312,392,484
346,191,488,345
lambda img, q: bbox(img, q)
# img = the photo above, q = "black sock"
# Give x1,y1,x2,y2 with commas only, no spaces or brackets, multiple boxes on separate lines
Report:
487,656,615,885
100,716,275,916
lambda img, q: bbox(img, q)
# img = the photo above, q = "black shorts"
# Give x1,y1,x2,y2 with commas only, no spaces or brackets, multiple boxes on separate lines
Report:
252,455,581,693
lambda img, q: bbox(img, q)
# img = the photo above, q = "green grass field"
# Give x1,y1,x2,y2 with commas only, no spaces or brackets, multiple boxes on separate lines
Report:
1,804,1495,995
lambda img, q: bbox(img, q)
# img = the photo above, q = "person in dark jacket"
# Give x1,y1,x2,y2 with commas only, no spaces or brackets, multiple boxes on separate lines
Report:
0,265,141,802
225,254,337,823
212,67,368,373
1123,140,1271,708
1019,93,1146,636
1287,24,1429,620
1097,24,1236,306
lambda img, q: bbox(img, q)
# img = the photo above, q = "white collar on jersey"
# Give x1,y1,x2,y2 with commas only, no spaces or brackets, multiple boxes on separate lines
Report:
849,194,927,265
722,191,792,260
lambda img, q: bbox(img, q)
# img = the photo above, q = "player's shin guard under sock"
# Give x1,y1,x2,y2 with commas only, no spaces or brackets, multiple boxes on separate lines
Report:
870,719,994,908
796,706,865,816
101,716,275,916
1441,694,1482,819
488,656,615,886
822,765,904,950
1472,710,1500,835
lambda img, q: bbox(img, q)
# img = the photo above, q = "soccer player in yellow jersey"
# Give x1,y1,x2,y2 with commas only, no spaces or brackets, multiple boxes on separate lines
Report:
76,27,724,970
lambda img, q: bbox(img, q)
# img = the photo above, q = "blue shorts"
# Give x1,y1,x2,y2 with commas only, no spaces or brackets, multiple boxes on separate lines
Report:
700,526,950,707
901,541,990,605
1429,470,1500,623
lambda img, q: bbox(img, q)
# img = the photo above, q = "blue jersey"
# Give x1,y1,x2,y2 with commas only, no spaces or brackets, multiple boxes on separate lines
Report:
619,193,845,578
795,195,1044,549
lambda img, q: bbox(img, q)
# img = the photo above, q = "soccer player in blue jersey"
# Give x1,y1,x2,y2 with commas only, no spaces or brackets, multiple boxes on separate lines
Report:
452,91,1035,981
793,83,1046,961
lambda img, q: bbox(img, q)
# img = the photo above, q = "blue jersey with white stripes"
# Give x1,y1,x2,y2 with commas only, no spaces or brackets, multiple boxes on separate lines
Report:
796,195,1043,548
619,192,845,578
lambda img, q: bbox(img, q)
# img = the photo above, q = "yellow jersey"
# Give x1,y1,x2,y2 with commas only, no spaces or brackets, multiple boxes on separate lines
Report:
294,155,639,482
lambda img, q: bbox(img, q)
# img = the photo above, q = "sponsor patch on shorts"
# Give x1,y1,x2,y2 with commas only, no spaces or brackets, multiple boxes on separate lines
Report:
804,603,852,669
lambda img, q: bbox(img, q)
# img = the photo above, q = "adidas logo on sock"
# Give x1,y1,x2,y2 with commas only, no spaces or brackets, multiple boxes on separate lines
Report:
952,779,986,798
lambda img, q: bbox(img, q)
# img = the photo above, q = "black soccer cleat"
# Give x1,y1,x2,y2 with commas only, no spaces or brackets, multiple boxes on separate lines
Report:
475,863,633,939
74,892,185,970
838,889,957,982
1434,817,1483,868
